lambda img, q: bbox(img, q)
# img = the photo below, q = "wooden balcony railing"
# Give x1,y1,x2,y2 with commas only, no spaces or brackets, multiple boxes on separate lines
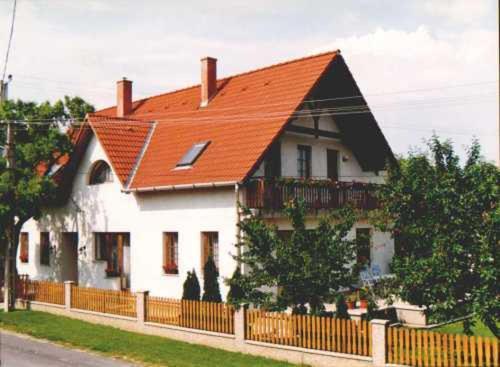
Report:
245,178,378,211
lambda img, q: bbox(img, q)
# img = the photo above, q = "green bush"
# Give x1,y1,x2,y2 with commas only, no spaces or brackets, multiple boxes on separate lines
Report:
202,257,222,302
226,266,244,305
335,294,350,319
182,269,201,301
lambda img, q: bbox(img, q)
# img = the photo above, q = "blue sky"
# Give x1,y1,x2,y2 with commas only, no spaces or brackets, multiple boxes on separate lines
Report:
0,0,498,162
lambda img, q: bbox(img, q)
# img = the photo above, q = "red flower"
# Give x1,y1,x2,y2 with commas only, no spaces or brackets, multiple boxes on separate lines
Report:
163,262,178,274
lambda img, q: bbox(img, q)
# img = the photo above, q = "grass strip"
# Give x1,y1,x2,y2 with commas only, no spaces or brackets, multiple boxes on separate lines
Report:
0,310,296,367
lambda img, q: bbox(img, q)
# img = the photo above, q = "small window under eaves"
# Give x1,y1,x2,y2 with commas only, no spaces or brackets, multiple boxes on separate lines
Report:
176,141,210,167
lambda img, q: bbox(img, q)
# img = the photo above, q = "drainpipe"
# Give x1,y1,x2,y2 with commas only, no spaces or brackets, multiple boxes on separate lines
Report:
235,183,242,260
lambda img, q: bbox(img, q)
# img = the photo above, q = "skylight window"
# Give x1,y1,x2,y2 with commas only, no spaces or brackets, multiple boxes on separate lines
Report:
176,141,210,167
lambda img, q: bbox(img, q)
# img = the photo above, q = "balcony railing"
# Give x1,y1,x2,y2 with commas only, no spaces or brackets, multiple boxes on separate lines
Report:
245,178,378,211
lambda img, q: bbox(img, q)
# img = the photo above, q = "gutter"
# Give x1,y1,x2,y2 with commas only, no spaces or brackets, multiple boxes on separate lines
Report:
123,180,238,193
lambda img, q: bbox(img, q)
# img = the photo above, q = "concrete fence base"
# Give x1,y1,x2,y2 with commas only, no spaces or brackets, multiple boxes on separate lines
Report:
11,283,391,367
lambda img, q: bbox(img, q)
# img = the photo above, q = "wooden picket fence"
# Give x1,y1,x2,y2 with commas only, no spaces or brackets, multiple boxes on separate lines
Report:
71,285,137,318
387,327,499,367
145,296,181,326
179,299,235,334
246,310,372,356
145,296,235,334
20,279,65,305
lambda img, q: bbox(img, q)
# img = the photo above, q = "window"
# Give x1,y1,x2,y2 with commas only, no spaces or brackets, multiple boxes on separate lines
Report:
297,145,311,178
89,160,113,185
394,231,407,258
264,142,281,178
277,230,293,241
177,141,210,167
163,232,179,274
94,233,130,277
201,232,219,271
327,149,339,181
19,233,29,263
40,232,50,266
356,228,371,267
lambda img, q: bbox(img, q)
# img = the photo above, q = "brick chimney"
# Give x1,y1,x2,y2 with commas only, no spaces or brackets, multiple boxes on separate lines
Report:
200,57,217,107
116,77,132,117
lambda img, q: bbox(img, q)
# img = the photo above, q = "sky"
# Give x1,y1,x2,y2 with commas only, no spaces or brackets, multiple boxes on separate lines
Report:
0,0,498,163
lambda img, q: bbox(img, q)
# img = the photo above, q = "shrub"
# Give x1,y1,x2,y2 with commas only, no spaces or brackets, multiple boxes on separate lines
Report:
182,269,200,301
335,294,350,319
202,257,222,302
226,266,245,305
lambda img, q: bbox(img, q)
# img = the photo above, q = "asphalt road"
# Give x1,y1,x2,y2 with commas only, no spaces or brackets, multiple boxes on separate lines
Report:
0,331,140,367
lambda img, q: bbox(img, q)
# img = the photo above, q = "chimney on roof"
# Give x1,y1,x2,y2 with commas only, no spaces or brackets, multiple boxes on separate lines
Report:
200,57,217,107
116,77,132,117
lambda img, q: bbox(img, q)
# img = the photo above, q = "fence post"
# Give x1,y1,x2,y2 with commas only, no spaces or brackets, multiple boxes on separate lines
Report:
136,290,149,325
234,304,246,343
371,319,389,367
64,281,74,310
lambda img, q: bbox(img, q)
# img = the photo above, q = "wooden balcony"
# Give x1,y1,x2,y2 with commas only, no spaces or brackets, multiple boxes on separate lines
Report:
245,178,378,211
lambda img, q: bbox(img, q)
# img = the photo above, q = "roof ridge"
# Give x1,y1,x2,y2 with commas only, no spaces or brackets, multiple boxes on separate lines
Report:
87,113,153,123
98,50,340,112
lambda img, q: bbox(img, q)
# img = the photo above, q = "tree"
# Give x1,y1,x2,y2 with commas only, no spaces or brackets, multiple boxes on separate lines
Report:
182,269,201,301
0,96,94,310
202,256,222,302
375,137,500,336
232,199,360,315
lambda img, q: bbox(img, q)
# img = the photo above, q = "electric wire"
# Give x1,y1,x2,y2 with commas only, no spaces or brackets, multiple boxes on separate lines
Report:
1,0,17,82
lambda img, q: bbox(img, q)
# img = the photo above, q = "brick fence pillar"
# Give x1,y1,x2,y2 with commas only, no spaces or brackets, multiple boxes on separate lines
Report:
64,281,74,310
371,318,389,367
136,290,149,324
234,305,247,343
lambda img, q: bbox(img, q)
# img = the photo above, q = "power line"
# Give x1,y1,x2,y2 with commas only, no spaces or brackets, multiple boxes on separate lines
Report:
0,90,496,124
8,75,499,113
1,0,17,82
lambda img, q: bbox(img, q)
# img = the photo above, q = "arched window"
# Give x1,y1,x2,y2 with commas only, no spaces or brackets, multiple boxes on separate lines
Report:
88,160,113,185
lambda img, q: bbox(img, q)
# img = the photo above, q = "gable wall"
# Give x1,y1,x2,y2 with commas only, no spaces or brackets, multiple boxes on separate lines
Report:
253,110,386,183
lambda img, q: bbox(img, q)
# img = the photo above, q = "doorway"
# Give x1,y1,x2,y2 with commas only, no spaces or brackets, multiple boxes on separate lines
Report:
61,232,78,283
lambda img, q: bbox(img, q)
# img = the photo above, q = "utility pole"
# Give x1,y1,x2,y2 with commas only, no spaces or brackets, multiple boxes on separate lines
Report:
1,78,15,312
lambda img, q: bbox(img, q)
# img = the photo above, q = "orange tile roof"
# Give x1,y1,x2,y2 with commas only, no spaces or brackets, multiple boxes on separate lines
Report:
93,51,339,189
88,115,154,185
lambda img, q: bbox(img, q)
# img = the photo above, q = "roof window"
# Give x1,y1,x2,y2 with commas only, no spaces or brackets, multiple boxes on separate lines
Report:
176,141,210,167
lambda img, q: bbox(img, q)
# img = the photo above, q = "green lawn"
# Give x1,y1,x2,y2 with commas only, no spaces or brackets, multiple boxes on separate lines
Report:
0,310,296,367
431,318,498,338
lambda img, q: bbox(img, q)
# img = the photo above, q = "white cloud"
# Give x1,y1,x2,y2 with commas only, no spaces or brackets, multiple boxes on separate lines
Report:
422,0,493,24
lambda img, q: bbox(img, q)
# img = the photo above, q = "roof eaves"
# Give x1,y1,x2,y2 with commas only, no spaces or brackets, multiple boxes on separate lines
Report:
123,180,237,193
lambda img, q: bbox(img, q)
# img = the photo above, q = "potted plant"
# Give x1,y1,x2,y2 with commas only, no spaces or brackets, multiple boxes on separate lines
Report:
346,293,357,309
359,287,369,309
163,262,179,275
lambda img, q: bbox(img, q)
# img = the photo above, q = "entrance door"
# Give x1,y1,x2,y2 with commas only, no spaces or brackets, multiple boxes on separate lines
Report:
327,149,339,181
61,233,78,283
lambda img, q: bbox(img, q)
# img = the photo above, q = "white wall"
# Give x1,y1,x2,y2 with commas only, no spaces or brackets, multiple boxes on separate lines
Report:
18,135,239,298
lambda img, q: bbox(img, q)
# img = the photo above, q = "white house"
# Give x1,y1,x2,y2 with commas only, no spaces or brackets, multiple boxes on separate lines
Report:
17,51,396,299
